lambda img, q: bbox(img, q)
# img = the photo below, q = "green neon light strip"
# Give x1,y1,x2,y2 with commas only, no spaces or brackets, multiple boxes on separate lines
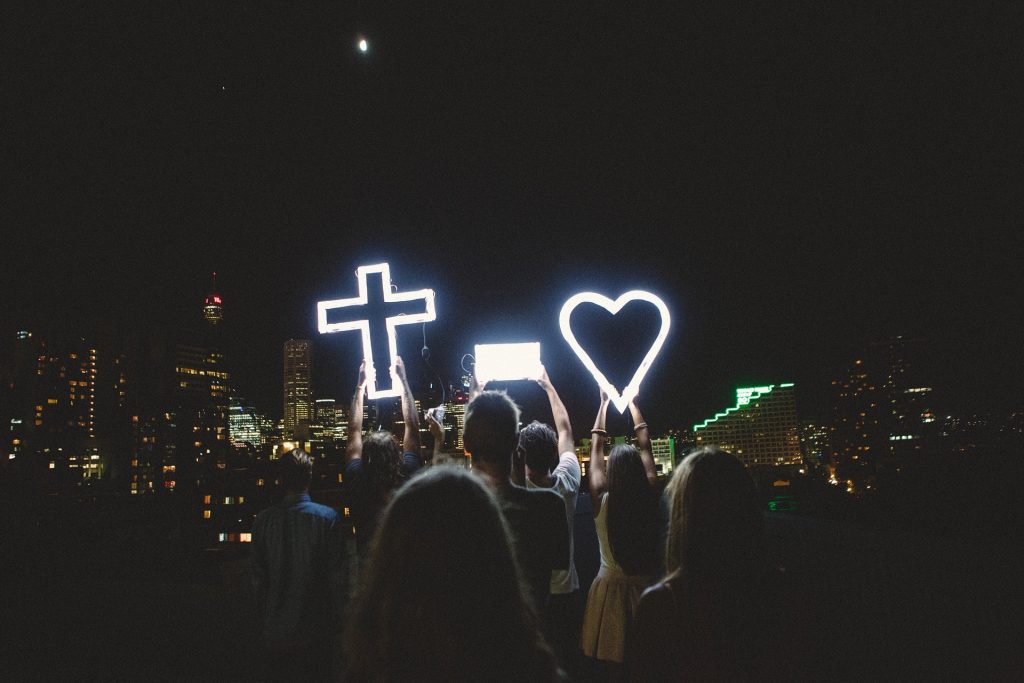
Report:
693,382,794,432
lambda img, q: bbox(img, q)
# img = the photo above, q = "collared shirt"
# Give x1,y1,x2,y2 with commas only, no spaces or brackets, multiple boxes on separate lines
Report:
250,493,346,644
527,451,581,594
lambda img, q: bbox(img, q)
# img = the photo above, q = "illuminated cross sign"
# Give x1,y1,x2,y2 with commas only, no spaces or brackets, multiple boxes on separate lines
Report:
317,263,436,399
559,290,671,413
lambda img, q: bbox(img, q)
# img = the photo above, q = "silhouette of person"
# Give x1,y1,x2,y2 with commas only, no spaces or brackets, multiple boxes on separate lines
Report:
462,379,570,618
342,356,422,568
341,466,563,682
580,392,662,681
631,446,793,681
517,367,583,675
250,448,346,682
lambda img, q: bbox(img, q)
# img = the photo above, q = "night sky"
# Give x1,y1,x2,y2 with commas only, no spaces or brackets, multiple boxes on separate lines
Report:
3,2,1021,432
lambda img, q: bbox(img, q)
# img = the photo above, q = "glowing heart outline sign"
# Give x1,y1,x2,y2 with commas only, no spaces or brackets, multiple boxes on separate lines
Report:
559,290,671,413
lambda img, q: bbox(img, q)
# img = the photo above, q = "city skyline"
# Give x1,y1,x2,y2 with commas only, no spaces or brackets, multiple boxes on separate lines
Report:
2,287,1016,437
3,4,1021,678
3,3,1020,430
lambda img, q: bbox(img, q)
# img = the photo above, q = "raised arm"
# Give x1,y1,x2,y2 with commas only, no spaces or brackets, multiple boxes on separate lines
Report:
589,391,610,513
537,366,574,457
346,360,367,463
393,356,420,455
425,409,452,466
629,394,657,485
467,367,487,401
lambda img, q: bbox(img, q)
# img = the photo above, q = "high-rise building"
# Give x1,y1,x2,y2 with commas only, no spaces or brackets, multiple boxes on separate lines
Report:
315,399,336,430
42,337,98,479
1,329,135,488
203,272,223,326
800,421,830,474
283,339,313,436
693,384,801,468
649,436,676,475
872,336,942,467
829,356,882,487
829,336,942,489
129,337,230,494
443,397,468,452
229,396,263,448
126,283,231,498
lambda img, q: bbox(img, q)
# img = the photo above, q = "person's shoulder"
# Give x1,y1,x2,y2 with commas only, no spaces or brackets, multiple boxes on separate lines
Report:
508,484,560,508
344,458,363,476
306,501,338,521
526,484,563,503
553,452,581,484
401,452,422,473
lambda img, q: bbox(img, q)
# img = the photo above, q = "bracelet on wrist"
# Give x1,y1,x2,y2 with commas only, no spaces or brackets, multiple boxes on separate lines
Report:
591,428,607,436
633,422,648,432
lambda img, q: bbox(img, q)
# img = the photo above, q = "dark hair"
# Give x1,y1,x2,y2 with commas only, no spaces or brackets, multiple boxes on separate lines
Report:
665,446,764,583
342,467,560,682
278,448,313,492
362,430,406,501
463,391,521,465
518,420,559,473
606,444,661,576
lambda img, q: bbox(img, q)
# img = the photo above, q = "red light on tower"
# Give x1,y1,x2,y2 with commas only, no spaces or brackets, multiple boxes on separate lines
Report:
204,272,223,325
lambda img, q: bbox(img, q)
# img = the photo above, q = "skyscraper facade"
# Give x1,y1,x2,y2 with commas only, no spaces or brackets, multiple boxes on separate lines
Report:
15,332,101,481
229,396,263,449
126,283,231,497
649,436,676,475
830,336,942,489
283,339,313,436
693,384,801,468
443,397,468,452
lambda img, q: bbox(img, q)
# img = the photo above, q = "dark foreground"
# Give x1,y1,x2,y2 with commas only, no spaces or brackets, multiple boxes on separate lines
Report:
1,491,1021,681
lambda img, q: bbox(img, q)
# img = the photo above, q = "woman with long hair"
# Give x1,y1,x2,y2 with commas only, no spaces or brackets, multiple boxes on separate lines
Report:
343,357,422,566
630,446,786,681
341,466,562,682
580,392,662,680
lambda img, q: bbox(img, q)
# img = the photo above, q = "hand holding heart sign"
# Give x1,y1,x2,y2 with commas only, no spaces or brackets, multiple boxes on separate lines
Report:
559,291,671,413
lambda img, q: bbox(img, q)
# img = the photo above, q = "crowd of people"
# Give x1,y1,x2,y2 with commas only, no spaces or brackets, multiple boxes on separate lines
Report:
250,357,795,681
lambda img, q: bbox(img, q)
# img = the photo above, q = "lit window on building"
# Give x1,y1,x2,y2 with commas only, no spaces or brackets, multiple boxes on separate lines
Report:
203,510,211,519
